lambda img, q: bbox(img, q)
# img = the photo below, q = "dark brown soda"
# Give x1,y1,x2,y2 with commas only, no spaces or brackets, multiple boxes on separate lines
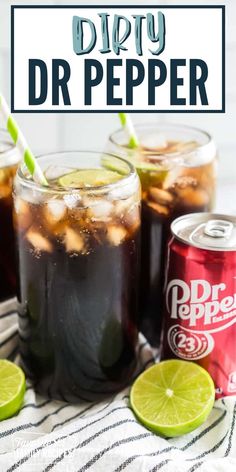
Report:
16,198,140,401
0,165,17,301
138,160,216,346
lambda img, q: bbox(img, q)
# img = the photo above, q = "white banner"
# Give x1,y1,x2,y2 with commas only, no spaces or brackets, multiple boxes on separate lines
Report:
12,5,225,112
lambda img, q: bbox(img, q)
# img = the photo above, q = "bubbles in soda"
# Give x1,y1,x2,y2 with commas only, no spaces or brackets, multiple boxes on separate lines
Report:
109,130,217,347
138,138,216,346
15,162,141,401
0,164,18,301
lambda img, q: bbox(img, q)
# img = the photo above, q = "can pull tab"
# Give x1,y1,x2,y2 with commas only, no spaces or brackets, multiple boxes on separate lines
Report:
204,219,234,239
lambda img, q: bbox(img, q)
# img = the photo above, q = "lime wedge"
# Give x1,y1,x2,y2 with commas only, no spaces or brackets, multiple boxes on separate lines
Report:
102,153,165,174
130,360,215,437
101,155,168,189
134,161,161,172
101,156,129,176
0,360,26,421
137,168,168,191
58,169,122,188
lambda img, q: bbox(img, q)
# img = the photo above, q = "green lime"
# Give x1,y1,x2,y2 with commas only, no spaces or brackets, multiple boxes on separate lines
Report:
0,360,26,421
101,154,168,189
58,169,122,188
134,161,162,172
136,167,168,191
130,360,215,437
103,157,159,173
101,156,129,176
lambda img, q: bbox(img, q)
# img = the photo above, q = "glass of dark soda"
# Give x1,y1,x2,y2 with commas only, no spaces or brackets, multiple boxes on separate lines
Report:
108,123,217,346
0,129,21,301
14,151,141,401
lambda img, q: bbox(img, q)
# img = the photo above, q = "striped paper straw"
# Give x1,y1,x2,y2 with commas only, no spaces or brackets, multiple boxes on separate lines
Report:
0,94,48,186
118,113,139,149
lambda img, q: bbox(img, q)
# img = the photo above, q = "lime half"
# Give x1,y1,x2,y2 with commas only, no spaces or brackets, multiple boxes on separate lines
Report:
130,360,215,437
0,360,26,421
58,168,122,188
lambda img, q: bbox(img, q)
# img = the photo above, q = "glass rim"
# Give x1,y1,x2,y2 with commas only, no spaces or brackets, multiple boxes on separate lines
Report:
16,150,137,194
109,122,214,155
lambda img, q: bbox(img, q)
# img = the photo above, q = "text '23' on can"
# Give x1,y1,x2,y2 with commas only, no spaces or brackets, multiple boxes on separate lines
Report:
160,213,236,398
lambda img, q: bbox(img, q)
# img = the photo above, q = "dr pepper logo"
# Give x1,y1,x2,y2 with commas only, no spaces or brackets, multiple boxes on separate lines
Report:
166,279,236,332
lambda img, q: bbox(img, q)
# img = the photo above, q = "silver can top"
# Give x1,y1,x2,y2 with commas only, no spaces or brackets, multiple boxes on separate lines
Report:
171,213,236,251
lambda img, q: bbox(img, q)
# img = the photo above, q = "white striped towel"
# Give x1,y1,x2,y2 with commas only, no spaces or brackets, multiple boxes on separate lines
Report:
0,299,236,472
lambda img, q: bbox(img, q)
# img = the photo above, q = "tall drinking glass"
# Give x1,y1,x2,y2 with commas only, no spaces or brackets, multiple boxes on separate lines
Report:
0,130,21,301
14,151,141,401
108,123,217,346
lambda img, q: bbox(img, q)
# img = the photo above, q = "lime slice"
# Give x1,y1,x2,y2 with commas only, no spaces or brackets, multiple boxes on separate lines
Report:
101,156,129,176
58,169,122,188
101,155,168,190
134,161,162,172
136,166,168,189
0,360,26,421
102,153,165,174
130,360,215,437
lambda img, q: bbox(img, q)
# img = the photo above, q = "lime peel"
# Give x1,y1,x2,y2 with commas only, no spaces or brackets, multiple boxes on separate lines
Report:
0,360,26,421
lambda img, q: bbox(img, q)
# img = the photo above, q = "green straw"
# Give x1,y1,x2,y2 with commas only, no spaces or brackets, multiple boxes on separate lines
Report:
118,113,139,149
0,93,48,186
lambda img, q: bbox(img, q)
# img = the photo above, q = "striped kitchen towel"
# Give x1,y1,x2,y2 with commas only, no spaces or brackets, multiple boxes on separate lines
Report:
0,299,236,472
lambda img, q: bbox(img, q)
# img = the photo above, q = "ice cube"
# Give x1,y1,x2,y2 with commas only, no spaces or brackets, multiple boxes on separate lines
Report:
162,166,182,190
14,198,32,230
114,199,129,217
107,225,127,246
170,140,198,154
149,187,174,205
44,199,66,224
21,188,44,205
26,229,52,253
124,204,140,232
64,192,81,209
64,227,85,253
14,197,26,215
86,200,113,221
147,201,170,216
114,196,138,217
174,176,197,189
177,188,209,207
108,185,135,201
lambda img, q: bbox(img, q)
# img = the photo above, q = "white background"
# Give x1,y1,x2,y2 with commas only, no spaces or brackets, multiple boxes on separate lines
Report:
12,6,223,111
0,0,235,210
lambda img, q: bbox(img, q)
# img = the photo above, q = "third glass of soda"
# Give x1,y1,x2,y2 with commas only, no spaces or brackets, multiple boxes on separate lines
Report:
0,129,21,301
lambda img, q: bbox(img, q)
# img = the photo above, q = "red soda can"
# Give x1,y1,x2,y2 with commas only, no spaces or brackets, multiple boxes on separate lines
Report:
160,213,236,398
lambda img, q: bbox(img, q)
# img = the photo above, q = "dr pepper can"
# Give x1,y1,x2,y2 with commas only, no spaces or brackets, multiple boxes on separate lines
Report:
160,213,236,398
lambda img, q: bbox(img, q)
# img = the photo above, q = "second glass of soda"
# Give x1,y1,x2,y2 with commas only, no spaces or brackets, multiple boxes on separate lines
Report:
108,123,217,346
